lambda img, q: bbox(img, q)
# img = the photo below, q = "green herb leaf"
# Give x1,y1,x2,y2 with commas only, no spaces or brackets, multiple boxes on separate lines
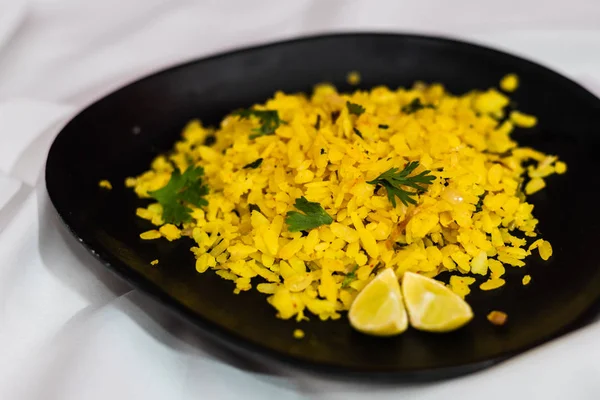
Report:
378,124,389,129
232,108,284,139
401,98,435,114
353,127,363,138
367,161,436,207
341,265,359,288
148,166,209,225
243,158,263,169
346,101,366,116
285,197,333,232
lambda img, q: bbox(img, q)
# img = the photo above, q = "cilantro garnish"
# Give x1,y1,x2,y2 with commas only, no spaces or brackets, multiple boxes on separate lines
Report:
341,265,359,288
285,197,333,232
243,158,263,169
347,101,365,116
148,166,208,225
402,98,435,114
353,127,363,138
367,161,436,207
232,108,284,139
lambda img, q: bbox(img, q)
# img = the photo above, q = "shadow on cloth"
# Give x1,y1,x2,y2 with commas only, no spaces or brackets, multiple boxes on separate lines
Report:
36,182,285,376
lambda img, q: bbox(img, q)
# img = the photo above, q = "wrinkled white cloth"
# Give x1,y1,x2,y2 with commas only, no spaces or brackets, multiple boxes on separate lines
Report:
1,1,600,399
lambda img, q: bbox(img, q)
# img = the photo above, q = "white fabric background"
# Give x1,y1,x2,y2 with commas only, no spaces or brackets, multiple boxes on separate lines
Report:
1,1,600,399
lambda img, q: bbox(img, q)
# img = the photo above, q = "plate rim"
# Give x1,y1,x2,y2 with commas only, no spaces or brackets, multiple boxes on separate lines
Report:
45,31,600,378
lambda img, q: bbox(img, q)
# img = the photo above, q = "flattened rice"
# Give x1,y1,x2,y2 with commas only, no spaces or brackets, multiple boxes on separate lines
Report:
128,75,562,323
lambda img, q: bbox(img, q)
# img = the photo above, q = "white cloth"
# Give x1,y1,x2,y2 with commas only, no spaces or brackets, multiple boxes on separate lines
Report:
1,1,600,399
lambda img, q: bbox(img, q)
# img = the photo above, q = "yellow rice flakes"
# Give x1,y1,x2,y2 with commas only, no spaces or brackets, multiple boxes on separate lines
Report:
500,74,519,92
132,79,562,321
449,275,476,298
346,71,361,86
98,179,113,190
293,329,305,339
480,278,506,291
140,230,161,240
529,239,553,261
510,111,537,128
159,224,181,241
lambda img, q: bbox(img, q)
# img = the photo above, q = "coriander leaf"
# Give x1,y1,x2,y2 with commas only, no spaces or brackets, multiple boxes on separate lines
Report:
346,101,365,116
378,124,389,129
232,108,284,139
285,197,333,232
149,166,209,225
367,161,436,207
341,265,359,288
402,98,435,114
353,127,363,138
243,158,263,169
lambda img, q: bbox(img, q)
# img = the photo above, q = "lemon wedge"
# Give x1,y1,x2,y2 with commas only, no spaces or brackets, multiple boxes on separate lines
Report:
348,268,408,336
402,272,473,332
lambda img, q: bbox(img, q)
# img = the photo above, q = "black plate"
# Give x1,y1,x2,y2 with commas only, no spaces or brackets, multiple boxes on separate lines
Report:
45,33,600,379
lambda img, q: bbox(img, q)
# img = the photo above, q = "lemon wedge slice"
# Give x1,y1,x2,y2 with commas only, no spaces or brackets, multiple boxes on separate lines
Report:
402,271,473,332
349,268,408,336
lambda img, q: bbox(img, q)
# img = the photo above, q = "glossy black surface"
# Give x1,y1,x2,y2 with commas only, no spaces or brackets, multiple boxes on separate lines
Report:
45,33,600,379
